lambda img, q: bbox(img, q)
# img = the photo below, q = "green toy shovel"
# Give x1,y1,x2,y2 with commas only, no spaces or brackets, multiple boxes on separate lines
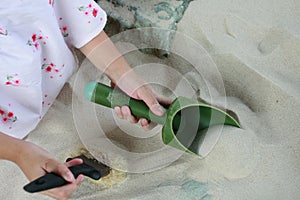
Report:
84,82,240,156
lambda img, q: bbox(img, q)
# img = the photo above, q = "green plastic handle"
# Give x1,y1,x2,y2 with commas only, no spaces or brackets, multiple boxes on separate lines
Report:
84,82,166,124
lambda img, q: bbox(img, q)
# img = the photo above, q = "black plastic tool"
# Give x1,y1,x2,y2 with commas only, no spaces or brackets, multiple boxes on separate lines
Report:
23,155,110,193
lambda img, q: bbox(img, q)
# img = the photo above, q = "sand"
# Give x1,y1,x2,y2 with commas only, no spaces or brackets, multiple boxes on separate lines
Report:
1,0,300,199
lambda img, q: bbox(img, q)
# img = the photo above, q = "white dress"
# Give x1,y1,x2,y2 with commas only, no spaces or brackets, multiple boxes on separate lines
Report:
0,0,107,139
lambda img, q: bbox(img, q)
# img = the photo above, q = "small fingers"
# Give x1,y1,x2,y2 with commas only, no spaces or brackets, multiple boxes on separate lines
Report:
44,159,74,183
114,106,123,119
149,104,165,117
41,173,84,199
75,174,85,186
121,106,130,120
116,106,158,130
155,93,173,108
56,164,74,183
121,106,138,123
115,106,138,123
140,118,157,131
65,158,83,168
42,159,85,199
137,86,165,117
42,180,81,200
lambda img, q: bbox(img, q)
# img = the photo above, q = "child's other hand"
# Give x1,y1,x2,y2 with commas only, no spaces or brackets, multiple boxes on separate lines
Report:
16,141,84,200
111,74,172,131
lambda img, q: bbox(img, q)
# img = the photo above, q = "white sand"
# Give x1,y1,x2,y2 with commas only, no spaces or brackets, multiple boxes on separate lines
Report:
1,0,300,199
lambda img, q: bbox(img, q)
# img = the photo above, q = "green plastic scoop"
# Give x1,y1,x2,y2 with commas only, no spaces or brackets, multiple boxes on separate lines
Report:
84,82,240,156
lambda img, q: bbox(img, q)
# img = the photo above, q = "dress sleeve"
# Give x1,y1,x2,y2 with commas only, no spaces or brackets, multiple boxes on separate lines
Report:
54,0,107,48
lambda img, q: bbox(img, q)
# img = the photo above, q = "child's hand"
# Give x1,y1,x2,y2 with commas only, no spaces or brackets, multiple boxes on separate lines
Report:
16,141,84,200
112,74,172,130
79,31,172,130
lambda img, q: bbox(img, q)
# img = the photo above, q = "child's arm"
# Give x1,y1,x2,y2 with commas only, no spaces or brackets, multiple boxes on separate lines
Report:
0,132,24,163
80,31,171,129
0,132,84,199
79,31,134,85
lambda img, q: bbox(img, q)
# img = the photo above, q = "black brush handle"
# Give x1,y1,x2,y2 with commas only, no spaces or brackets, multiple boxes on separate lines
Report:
23,163,101,193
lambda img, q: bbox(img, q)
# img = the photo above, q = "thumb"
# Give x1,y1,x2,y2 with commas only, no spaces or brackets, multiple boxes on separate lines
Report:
43,159,74,183
138,88,165,116
150,104,165,117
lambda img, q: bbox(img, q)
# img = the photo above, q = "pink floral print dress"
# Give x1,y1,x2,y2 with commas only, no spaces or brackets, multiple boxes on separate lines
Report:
0,0,107,139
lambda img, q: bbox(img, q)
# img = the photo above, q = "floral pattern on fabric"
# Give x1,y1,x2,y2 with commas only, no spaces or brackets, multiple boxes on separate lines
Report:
5,74,20,86
41,60,64,79
27,31,48,51
48,0,55,7
42,94,52,107
60,26,69,37
0,0,107,139
0,27,8,36
0,107,17,129
78,3,99,18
